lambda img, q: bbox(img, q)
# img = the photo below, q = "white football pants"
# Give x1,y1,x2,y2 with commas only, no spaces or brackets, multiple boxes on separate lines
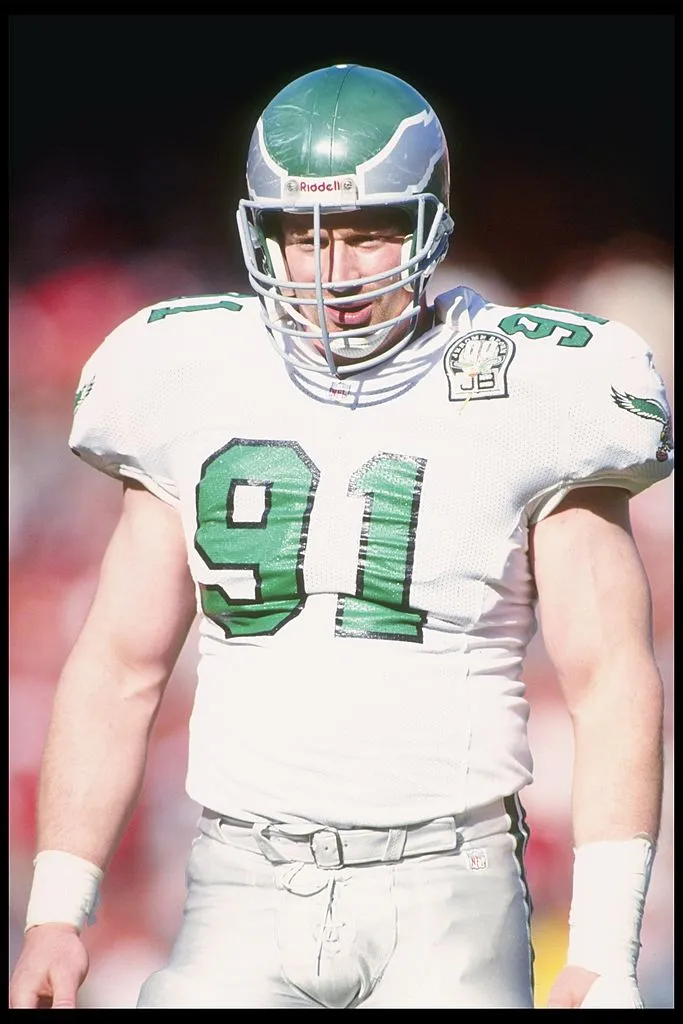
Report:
137,798,534,1008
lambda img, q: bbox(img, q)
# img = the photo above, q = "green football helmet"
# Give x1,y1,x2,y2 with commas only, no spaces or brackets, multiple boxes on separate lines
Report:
236,64,454,375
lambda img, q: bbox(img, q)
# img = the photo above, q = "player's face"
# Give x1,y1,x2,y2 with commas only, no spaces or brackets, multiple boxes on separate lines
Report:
280,209,413,361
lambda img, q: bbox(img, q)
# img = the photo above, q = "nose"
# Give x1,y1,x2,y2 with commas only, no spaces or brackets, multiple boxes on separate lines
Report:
325,240,361,294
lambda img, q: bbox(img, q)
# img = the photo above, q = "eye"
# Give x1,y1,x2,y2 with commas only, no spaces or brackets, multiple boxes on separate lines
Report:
294,235,329,251
352,233,403,249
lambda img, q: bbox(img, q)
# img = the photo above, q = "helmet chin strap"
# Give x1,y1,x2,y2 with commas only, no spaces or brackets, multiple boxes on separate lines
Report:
327,323,396,363
326,306,425,377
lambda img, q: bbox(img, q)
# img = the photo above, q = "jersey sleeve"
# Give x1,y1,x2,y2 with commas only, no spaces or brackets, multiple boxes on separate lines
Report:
528,319,673,522
68,306,180,507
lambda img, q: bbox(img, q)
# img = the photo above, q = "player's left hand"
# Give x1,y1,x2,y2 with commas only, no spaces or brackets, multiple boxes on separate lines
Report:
546,965,644,1008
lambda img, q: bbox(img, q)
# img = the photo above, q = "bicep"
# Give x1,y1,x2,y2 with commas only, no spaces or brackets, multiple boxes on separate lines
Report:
529,486,655,709
67,479,197,681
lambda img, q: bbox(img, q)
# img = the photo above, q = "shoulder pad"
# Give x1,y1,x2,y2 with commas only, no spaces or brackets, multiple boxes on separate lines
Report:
434,285,490,326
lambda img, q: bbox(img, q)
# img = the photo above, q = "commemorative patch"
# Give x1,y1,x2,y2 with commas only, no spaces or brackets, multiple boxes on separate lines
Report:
443,331,515,402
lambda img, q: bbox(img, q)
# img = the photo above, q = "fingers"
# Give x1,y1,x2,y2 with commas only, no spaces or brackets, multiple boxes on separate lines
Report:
10,968,80,1009
9,924,89,1009
48,981,78,1010
10,990,78,1009
9,982,41,1009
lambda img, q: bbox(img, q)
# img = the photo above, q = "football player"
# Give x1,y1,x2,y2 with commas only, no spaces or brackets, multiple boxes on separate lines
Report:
9,63,673,1009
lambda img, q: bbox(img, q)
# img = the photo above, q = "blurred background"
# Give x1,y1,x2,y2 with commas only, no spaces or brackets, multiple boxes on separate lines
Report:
9,14,674,1009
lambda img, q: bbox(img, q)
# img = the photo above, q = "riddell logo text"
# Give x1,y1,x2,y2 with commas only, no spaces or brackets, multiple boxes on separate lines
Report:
286,178,354,193
299,181,348,192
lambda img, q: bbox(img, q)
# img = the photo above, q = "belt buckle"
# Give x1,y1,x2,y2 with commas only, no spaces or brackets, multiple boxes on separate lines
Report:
310,828,344,869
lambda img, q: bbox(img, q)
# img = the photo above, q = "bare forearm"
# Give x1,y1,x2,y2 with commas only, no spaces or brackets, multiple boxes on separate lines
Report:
36,660,164,869
569,653,664,846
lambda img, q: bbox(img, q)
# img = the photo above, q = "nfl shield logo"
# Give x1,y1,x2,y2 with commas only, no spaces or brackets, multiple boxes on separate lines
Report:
465,849,489,871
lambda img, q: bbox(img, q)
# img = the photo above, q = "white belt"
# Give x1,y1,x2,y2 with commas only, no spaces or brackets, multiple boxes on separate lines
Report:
202,799,508,870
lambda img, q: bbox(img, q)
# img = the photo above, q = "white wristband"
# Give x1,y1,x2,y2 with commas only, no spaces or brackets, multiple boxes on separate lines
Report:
567,836,654,977
24,850,104,933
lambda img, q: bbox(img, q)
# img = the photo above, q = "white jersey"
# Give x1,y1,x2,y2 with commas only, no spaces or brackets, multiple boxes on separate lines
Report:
69,286,673,828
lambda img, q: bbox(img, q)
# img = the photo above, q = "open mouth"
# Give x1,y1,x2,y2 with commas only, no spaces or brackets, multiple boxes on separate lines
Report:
326,301,373,328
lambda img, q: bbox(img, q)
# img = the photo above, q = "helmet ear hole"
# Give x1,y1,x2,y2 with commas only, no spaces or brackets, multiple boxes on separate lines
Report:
265,238,294,297
251,217,295,297
249,221,274,278
400,234,415,292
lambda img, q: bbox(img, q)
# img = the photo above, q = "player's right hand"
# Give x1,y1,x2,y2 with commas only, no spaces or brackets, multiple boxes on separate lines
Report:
9,923,89,1009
